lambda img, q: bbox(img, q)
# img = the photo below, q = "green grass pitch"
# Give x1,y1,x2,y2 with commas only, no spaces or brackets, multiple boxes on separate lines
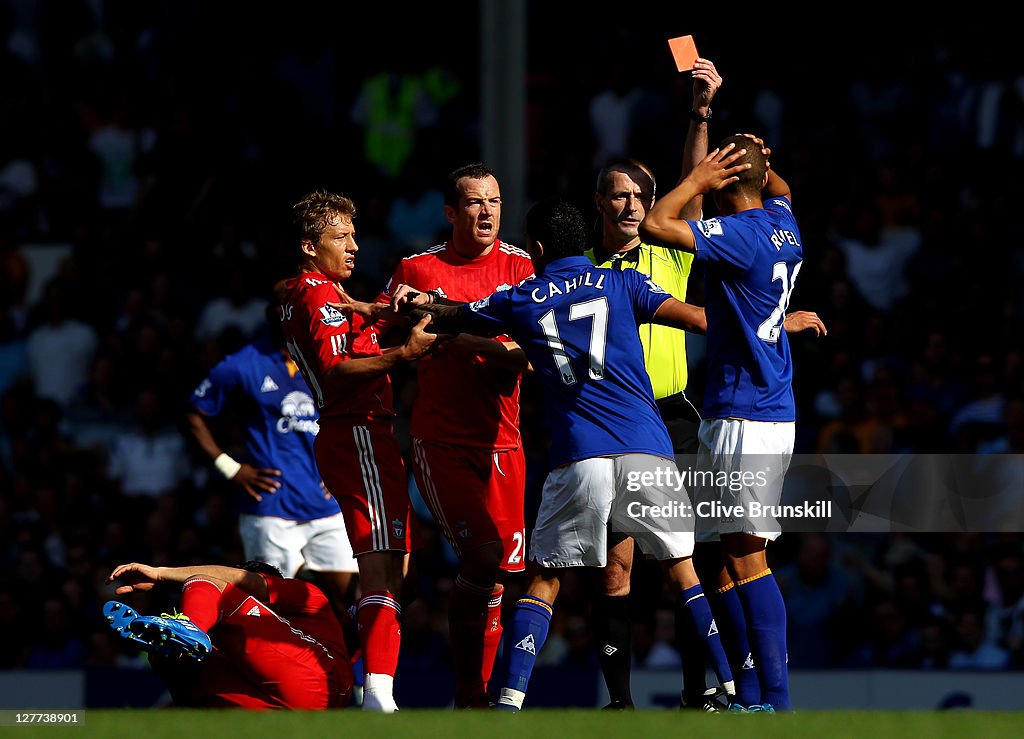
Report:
14,709,1024,739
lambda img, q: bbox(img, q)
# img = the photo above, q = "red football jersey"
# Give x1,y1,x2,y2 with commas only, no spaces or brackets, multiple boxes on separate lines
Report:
281,273,393,419
208,576,351,709
381,240,534,450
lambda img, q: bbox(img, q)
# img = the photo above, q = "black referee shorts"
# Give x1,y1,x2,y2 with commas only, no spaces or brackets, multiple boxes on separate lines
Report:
656,391,702,456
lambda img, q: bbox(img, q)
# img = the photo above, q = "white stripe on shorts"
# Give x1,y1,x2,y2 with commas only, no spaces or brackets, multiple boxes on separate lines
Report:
353,425,389,551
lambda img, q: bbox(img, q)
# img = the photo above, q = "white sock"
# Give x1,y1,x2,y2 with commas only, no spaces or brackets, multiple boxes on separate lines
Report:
362,673,398,712
498,687,526,710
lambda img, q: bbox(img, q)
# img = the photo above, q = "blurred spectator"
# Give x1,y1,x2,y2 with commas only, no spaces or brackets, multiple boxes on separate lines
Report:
105,387,189,499
834,201,921,313
949,604,1010,670
26,279,98,407
193,266,267,344
777,534,861,668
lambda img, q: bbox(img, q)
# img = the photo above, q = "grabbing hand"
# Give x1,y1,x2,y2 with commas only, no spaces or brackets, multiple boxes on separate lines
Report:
330,285,391,323
389,283,433,314
401,314,439,360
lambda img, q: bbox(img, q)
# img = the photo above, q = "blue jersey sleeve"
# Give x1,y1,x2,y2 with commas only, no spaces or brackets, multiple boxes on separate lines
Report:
458,288,516,333
189,356,241,417
688,215,757,270
624,270,673,324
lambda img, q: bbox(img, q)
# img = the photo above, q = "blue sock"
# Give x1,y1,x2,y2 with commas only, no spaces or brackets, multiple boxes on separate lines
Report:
711,583,760,706
680,584,733,696
737,570,790,710
496,596,553,711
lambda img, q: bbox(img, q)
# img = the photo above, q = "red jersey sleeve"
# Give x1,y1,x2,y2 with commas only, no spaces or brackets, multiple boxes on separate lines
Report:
281,274,394,418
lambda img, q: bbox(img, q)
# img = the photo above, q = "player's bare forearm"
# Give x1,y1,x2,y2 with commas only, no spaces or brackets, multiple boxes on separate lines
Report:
109,563,269,601
651,298,706,334
677,57,721,219
764,169,791,201
184,409,224,461
408,304,505,338
641,144,749,251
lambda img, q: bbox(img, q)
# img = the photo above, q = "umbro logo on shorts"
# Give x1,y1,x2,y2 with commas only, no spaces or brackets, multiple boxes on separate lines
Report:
515,634,536,654
602,644,617,657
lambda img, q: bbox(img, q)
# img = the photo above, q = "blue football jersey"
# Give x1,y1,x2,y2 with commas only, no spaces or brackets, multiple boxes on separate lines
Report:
461,256,674,469
190,336,340,520
688,196,803,421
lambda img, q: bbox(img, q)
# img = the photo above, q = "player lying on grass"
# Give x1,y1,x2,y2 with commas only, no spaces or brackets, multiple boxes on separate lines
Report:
105,560,353,710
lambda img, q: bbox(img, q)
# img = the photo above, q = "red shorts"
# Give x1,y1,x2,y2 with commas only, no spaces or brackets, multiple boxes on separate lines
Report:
411,439,526,572
315,416,415,556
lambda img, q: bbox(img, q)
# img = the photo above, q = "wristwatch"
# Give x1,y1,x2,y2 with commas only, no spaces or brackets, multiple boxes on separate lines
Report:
689,108,712,123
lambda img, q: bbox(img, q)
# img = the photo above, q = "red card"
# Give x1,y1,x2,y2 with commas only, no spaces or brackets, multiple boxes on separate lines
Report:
667,35,699,73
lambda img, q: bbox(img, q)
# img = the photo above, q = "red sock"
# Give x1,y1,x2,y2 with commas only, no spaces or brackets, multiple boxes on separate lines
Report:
357,591,402,677
180,577,223,632
481,584,504,689
450,575,492,705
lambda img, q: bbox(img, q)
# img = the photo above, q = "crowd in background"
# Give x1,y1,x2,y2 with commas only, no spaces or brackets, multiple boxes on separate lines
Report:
1,3,1022,679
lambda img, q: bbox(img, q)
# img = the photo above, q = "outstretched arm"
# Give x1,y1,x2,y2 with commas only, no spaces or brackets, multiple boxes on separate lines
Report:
639,144,751,251
108,563,270,601
650,298,706,334
678,58,723,220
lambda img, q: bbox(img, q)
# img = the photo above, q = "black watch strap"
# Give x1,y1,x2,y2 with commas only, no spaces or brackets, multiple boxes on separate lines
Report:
689,108,712,123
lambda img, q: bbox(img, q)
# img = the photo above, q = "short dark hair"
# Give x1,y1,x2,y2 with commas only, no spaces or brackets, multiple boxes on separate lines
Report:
234,560,284,579
444,163,497,206
716,134,768,197
595,158,656,207
526,199,588,263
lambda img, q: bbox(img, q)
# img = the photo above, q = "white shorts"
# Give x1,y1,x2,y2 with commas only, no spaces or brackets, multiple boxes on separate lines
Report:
238,512,357,576
694,418,795,542
529,454,695,568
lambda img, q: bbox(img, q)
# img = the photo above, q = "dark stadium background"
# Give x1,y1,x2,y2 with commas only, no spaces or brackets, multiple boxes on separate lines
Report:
0,2,1021,708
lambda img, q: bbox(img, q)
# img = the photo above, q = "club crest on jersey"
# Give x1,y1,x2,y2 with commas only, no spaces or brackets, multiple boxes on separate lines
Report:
645,279,667,294
456,520,471,539
319,304,348,327
494,283,513,292
469,296,491,312
391,518,405,539
278,391,319,435
697,218,724,237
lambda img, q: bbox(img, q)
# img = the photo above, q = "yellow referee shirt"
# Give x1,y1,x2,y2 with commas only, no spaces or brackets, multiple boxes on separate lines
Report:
585,242,693,400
